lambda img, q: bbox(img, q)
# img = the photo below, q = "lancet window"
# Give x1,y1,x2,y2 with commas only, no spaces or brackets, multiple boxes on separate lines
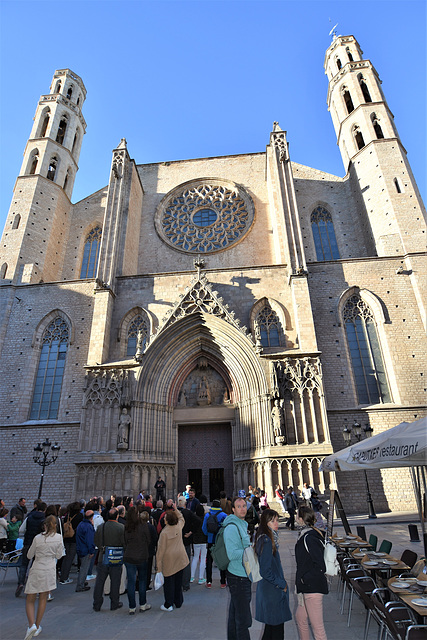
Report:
80,226,102,278
343,295,390,405
126,313,149,356
256,304,281,347
30,316,69,420
311,207,340,261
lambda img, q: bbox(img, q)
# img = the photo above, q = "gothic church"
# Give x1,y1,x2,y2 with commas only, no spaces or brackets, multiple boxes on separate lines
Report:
0,35,425,513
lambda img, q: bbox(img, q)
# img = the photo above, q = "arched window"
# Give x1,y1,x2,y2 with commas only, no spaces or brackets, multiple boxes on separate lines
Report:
342,87,354,114
66,85,73,100
336,57,342,71
40,111,50,137
47,157,57,181
311,206,340,261
256,304,281,347
354,126,365,150
127,313,149,356
56,116,68,145
12,214,21,229
0,263,7,279
358,75,372,102
54,80,61,94
77,95,81,106
371,114,384,139
346,47,353,62
80,226,102,278
29,151,39,175
343,295,390,405
30,316,69,419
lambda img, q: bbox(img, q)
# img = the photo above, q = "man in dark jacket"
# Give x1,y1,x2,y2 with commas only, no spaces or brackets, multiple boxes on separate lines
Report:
75,510,95,592
15,501,46,597
93,508,125,611
177,496,200,591
10,497,27,522
284,487,298,530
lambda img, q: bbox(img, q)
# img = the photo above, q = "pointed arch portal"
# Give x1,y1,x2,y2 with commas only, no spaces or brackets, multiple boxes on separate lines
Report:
134,311,270,499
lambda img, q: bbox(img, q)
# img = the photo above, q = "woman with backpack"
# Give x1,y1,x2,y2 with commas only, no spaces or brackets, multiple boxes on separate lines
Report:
294,506,328,640
254,509,292,640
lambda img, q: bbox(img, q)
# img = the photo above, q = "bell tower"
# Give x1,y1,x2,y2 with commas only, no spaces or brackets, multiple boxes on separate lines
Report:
0,69,86,284
324,35,426,256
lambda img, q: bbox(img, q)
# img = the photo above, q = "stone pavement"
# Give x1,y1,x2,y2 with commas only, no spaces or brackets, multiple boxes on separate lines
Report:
0,512,423,640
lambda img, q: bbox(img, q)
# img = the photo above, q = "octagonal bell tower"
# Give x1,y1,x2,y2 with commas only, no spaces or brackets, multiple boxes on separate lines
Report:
0,70,87,284
324,35,426,257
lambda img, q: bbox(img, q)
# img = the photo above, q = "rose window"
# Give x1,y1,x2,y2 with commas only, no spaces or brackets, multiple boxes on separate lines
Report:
155,179,255,253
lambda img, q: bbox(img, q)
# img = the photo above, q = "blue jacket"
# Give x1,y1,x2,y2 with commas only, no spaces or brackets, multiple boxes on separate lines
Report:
255,534,292,625
222,514,250,577
75,519,95,557
202,508,227,543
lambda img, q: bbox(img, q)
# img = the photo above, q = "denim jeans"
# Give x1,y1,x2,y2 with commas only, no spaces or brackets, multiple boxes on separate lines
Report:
226,570,252,640
124,561,147,609
76,555,92,590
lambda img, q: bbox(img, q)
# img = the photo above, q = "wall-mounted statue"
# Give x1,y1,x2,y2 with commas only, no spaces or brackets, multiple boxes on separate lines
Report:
117,407,131,450
271,398,287,445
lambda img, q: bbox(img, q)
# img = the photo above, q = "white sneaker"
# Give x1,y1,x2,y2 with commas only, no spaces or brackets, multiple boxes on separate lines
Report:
140,603,151,611
160,604,173,612
59,578,73,584
86,574,97,581
24,625,37,640
34,626,42,637
129,608,136,615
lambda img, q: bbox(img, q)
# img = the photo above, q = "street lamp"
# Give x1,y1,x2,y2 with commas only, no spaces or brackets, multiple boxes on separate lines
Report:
33,438,60,500
342,421,377,519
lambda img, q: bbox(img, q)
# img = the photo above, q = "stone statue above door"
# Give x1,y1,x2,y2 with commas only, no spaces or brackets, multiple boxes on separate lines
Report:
177,359,230,407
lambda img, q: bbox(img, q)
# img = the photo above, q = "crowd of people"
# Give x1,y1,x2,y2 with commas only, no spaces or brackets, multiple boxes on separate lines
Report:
0,483,328,640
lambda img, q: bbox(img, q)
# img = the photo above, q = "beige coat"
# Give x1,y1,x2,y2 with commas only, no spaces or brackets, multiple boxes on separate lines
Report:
25,532,63,594
156,511,189,577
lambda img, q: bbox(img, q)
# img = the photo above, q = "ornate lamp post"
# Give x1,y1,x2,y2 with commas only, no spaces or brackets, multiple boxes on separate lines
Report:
33,438,60,500
342,421,377,519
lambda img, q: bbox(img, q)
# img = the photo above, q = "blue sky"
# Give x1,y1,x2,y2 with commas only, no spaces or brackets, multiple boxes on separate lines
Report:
0,0,425,234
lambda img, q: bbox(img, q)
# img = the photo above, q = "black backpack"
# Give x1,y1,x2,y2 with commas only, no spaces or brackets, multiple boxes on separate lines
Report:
206,511,220,535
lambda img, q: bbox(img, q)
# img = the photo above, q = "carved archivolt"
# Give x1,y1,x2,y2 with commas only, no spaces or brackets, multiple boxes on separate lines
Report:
155,178,255,254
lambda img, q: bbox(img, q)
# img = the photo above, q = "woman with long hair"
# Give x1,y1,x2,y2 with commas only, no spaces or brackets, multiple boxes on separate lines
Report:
24,515,63,639
123,506,151,614
254,509,292,639
294,506,328,640
156,502,189,611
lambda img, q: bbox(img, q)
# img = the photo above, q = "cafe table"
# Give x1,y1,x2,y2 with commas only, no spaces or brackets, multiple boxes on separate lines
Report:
388,576,427,620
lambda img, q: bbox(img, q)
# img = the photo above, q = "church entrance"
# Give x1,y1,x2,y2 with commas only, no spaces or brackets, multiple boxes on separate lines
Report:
177,422,233,501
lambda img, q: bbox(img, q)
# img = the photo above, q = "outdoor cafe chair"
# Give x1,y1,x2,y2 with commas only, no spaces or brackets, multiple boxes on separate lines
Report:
369,534,378,551
399,550,417,570
0,549,22,586
347,575,376,630
371,595,416,640
404,626,427,640
378,539,393,555
341,566,367,615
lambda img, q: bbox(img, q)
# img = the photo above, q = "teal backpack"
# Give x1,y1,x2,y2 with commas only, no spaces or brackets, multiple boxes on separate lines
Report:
210,521,241,571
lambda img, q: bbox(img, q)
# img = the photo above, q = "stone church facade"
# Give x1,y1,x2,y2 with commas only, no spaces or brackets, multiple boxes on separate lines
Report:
0,35,425,513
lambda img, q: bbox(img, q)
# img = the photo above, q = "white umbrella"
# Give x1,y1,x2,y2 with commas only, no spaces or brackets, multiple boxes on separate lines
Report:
320,416,427,555
320,417,427,472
